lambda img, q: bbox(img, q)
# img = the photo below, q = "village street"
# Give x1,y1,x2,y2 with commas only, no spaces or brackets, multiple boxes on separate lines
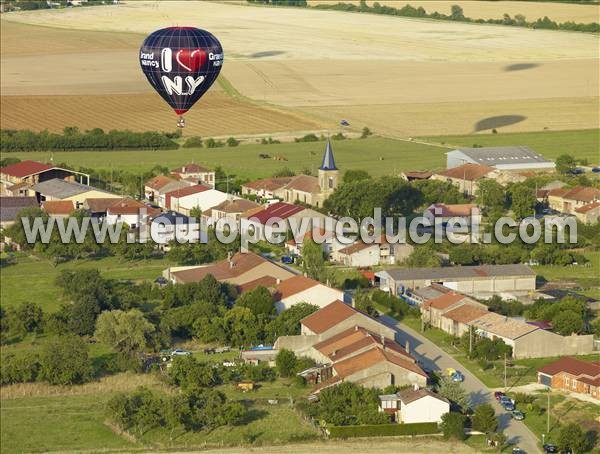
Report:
379,315,542,454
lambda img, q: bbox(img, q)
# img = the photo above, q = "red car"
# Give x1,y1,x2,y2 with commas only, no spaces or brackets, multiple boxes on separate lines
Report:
494,391,505,401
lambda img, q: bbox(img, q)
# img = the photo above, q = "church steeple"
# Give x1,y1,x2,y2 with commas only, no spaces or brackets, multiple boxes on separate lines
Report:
318,140,339,193
319,140,337,171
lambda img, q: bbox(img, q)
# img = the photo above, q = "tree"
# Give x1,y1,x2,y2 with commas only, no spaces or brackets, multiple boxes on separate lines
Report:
39,336,92,385
552,310,584,335
406,245,442,267
438,376,470,410
476,179,505,214
472,403,498,434
557,423,590,453
302,238,325,280
414,179,467,205
440,412,467,440
360,126,372,138
343,169,371,183
95,309,156,357
509,183,536,220
490,431,508,451
236,286,275,316
223,306,259,347
265,302,319,342
555,154,577,175
275,349,297,377
450,4,465,20
11,302,44,334
169,356,221,389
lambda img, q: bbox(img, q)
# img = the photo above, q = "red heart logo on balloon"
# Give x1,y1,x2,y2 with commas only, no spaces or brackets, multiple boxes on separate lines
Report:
175,49,206,72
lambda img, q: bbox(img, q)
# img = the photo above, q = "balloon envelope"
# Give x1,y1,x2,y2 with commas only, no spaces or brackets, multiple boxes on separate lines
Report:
139,27,223,115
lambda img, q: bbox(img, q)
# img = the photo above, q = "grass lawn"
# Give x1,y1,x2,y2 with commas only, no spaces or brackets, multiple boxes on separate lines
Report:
419,129,600,165
0,393,135,453
533,250,600,287
0,253,174,312
3,137,447,180
517,390,600,449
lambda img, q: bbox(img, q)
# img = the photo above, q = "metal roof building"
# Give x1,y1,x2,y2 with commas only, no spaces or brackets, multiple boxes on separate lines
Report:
446,146,555,171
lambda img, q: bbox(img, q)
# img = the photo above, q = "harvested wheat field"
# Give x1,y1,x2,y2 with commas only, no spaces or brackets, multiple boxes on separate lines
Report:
1,1,598,136
308,0,600,23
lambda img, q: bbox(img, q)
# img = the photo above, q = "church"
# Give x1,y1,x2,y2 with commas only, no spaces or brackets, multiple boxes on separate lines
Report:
281,140,339,207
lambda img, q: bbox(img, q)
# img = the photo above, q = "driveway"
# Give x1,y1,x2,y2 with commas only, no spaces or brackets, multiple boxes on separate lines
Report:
378,314,542,454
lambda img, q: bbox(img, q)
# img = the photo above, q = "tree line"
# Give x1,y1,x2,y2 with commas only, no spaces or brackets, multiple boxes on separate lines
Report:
310,2,599,33
0,128,179,152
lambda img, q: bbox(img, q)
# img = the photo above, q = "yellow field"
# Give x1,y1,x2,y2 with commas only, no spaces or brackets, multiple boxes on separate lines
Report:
308,1,600,23
1,1,598,137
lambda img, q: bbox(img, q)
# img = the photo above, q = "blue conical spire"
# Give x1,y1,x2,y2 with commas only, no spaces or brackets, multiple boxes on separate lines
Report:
319,140,337,171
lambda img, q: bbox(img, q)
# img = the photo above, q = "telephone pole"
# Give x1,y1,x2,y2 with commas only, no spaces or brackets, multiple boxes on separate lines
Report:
503,352,507,392
547,387,551,434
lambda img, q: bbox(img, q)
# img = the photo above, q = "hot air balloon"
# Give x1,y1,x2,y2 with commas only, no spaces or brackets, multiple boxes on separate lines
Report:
139,27,224,127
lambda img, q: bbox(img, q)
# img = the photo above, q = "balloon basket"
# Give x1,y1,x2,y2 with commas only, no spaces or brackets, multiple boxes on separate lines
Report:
177,116,186,128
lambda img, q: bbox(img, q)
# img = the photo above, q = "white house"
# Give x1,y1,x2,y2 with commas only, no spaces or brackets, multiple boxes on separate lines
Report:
397,388,450,424
273,275,345,313
176,189,230,217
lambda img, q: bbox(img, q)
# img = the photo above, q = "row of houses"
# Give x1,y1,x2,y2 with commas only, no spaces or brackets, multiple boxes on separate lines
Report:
415,285,594,359
537,356,599,400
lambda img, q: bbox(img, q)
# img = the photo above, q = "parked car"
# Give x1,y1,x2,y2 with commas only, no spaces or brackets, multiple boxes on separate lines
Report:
511,410,525,420
592,167,600,173
171,349,192,357
494,391,505,401
568,168,584,175
502,401,515,411
451,371,464,382
281,255,294,264
543,444,558,453
215,346,231,354
512,448,525,454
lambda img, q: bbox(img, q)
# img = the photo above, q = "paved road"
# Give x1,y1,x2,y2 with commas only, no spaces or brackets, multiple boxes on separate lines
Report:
379,314,542,454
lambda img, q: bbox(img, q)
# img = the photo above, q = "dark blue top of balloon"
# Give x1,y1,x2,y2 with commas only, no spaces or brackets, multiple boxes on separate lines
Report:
139,27,224,115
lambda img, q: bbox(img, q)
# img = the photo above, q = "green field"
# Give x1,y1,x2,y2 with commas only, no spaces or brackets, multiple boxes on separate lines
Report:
0,393,134,453
2,129,598,180
0,379,318,453
0,254,173,312
419,128,600,165
532,250,600,287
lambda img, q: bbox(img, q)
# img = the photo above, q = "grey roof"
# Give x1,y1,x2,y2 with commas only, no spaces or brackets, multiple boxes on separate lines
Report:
32,179,110,199
319,140,337,171
379,264,535,281
410,285,448,301
448,146,551,166
0,196,38,223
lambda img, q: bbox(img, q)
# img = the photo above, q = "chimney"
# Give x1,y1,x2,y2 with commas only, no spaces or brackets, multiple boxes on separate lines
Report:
405,340,410,355
380,334,385,345
276,278,281,285
354,325,359,331
413,383,419,391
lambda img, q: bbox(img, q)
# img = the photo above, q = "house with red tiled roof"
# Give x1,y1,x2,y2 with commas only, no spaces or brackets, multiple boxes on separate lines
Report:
41,200,75,218
298,299,395,339
165,252,294,287
424,203,481,230
548,186,600,217
1,160,89,195
144,175,188,205
273,275,345,312
241,177,294,199
420,292,486,330
574,201,600,224
243,140,340,208
162,184,211,212
105,198,160,229
170,163,215,187
204,198,262,228
431,163,497,197
538,357,600,400
332,236,414,267
241,201,328,243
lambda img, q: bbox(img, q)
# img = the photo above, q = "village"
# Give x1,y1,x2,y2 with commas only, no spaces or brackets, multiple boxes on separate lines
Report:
1,134,599,454
1,0,599,453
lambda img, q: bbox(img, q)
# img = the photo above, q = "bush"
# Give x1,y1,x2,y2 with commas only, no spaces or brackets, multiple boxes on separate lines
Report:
182,136,203,148
329,422,439,438
294,133,319,142
0,353,40,385
38,335,93,385
204,138,225,148
226,137,240,147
